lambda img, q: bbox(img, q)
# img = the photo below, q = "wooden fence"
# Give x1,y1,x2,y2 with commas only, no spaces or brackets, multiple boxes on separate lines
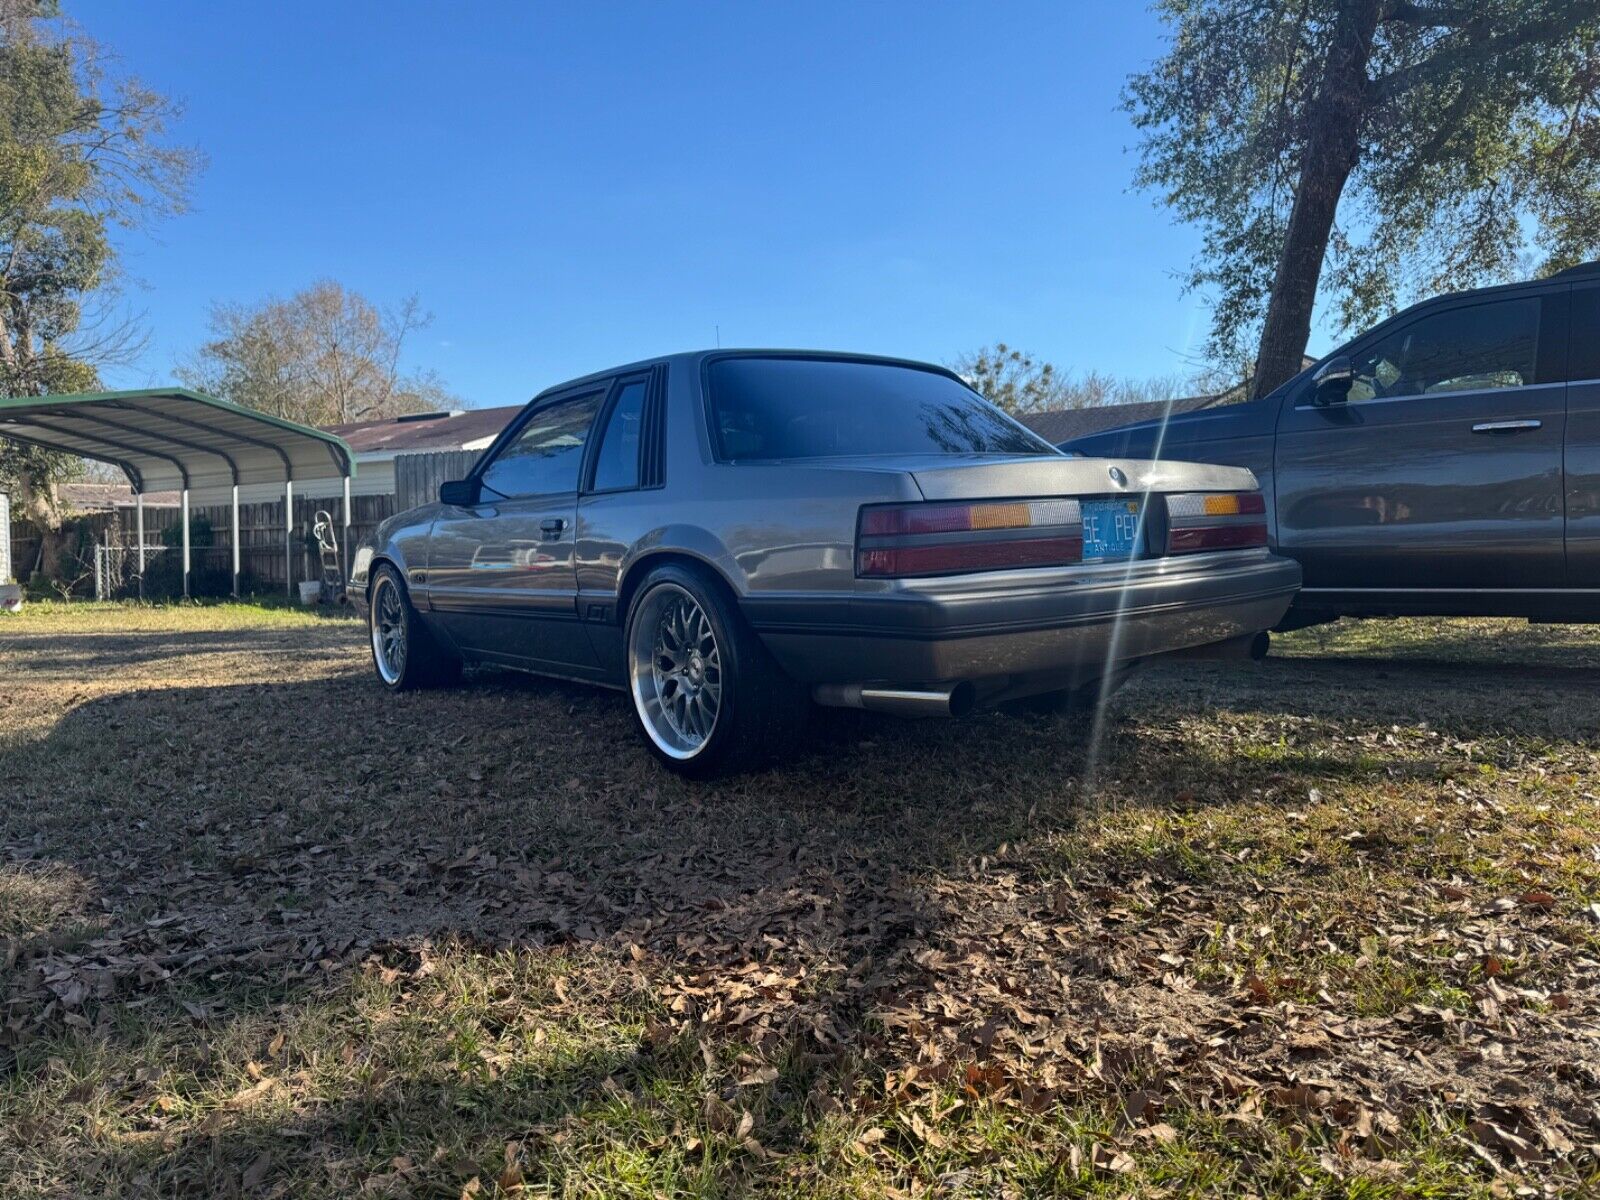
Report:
183,492,396,593
8,494,391,597
395,450,477,512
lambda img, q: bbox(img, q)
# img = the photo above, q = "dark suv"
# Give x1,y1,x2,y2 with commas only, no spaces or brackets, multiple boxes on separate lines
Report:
1065,262,1600,626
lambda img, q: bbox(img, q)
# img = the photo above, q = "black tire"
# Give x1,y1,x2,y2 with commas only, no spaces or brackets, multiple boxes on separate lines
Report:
623,562,809,777
368,564,462,691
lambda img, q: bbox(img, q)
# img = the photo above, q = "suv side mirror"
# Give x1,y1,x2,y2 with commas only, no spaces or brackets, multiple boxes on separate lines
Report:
438,478,479,507
1311,355,1354,406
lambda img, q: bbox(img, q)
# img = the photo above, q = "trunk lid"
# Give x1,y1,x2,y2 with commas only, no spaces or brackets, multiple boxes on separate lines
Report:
902,454,1260,500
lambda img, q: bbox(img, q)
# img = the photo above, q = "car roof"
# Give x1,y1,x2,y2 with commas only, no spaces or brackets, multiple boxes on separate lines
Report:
528,349,963,402
1386,264,1585,316
1261,263,1596,400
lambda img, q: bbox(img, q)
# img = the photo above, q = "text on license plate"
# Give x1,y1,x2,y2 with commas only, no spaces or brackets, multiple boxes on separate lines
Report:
1081,498,1142,561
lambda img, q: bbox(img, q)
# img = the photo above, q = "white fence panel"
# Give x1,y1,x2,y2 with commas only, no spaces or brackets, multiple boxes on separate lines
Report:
0,492,10,583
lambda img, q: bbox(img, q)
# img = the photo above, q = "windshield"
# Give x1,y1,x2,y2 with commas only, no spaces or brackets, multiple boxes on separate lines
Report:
706,357,1057,461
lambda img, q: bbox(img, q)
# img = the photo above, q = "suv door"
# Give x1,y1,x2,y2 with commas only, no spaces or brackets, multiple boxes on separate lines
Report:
427,387,606,675
1275,291,1567,592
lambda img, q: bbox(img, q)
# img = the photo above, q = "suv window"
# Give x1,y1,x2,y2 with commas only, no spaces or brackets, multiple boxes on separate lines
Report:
707,357,1053,460
1571,287,1600,382
480,391,603,499
590,379,648,491
1347,297,1540,402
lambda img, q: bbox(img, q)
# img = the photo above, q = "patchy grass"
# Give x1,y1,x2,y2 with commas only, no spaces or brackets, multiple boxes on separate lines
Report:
2,604,1598,1197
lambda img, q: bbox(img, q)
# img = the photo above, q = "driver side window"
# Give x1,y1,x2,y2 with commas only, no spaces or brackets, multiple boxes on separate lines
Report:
1347,298,1540,402
479,391,603,499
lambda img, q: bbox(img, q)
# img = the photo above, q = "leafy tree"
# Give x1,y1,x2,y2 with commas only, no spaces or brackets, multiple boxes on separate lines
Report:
1127,0,1600,398
179,281,459,426
0,0,198,573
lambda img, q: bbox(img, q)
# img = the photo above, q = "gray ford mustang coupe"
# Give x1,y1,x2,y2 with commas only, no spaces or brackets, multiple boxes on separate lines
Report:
352,351,1301,775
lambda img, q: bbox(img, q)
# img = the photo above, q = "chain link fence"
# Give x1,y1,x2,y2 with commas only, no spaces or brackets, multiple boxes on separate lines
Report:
91,542,288,600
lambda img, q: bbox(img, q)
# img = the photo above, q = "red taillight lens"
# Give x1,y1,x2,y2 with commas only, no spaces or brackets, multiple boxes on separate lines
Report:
1168,524,1269,553
857,499,1083,577
1164,491,1269,555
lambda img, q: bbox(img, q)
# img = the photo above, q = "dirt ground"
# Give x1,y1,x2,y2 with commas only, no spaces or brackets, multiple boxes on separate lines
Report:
2,602,1598,1198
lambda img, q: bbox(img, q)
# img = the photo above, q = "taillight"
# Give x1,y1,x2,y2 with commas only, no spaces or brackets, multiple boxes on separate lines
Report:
1165,491,1268,555
857,499,1083,577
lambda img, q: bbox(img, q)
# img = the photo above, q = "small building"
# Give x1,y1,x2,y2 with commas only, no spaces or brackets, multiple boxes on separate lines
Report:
164,405,523,593
4,399,524,597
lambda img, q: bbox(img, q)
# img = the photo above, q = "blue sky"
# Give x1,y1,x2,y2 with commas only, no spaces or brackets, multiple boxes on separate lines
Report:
78,1,1261,410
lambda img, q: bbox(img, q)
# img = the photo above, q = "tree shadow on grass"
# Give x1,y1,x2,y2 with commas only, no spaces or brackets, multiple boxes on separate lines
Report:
0,625,356,680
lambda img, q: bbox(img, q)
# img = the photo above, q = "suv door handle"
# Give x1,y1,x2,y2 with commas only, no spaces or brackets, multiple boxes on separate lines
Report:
1471,419,1542,433
539,517,567,537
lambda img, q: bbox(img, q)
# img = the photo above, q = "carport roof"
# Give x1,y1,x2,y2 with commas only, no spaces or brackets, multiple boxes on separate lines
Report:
0,388,355,494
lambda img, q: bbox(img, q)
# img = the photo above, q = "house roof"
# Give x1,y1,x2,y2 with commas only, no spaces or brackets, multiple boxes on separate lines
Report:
59,482,179,510
1015,357,1318,447
324,406,523,456
1019,394,1226,445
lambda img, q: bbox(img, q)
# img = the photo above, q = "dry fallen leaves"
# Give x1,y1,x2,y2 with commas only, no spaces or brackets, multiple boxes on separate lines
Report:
4,607,1600,1193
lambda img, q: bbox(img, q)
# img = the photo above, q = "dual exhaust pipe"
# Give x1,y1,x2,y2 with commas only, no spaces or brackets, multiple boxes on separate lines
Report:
812,681,977,719
811,632,1267,719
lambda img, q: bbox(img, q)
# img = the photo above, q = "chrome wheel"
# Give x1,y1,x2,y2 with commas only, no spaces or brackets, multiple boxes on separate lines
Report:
371,574,407,685
629,583,722,759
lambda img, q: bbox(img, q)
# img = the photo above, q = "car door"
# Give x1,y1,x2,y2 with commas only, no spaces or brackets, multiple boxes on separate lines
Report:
426,387,607,675
572,370,665,673
1563,283,1600,586
1274,290,1567,592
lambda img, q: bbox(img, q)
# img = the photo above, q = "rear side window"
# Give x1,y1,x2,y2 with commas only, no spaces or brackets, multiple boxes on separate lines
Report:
1346,298,1540,401
1571,287,1600,382
479,391,603,499
706,357,1055,460
590,379,647,491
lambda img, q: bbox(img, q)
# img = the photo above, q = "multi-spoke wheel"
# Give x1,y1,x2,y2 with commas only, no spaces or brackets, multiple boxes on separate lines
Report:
371,572,408,685
631,584,723,756
624,562,809,776
367,564,462,691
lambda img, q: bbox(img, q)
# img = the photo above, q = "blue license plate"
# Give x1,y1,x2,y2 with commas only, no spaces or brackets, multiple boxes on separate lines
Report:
1081,497,1142,561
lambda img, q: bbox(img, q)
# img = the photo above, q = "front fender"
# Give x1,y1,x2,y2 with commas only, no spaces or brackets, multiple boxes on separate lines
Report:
355,506,439,602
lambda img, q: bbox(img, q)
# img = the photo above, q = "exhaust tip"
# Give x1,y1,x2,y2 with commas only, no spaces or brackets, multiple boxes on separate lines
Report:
948,681,977,717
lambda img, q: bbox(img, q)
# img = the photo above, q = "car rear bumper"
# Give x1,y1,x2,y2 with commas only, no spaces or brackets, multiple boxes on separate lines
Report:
741,550,1302,702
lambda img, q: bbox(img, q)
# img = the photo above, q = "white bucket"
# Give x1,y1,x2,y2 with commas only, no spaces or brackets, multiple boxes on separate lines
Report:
297,580,322,606
0,583,21,613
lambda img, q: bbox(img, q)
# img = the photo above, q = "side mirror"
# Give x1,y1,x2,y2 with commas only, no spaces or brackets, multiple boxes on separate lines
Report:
1311,355,1354,406
438,478,479,507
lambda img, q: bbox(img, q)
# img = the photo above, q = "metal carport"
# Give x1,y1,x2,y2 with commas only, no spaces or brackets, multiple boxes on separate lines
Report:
0,388,356,598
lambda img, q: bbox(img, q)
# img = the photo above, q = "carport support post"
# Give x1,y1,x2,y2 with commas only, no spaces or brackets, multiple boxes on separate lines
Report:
342,475,351,586
135,491,146,601
230,484,240,599
284,479,293,598
180,488,191,600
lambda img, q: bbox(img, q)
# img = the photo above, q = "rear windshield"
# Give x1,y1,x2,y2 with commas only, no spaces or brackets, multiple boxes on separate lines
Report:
706,357,1056,461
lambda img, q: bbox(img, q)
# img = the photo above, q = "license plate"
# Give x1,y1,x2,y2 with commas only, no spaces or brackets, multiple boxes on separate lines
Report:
1081,497,1142,561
